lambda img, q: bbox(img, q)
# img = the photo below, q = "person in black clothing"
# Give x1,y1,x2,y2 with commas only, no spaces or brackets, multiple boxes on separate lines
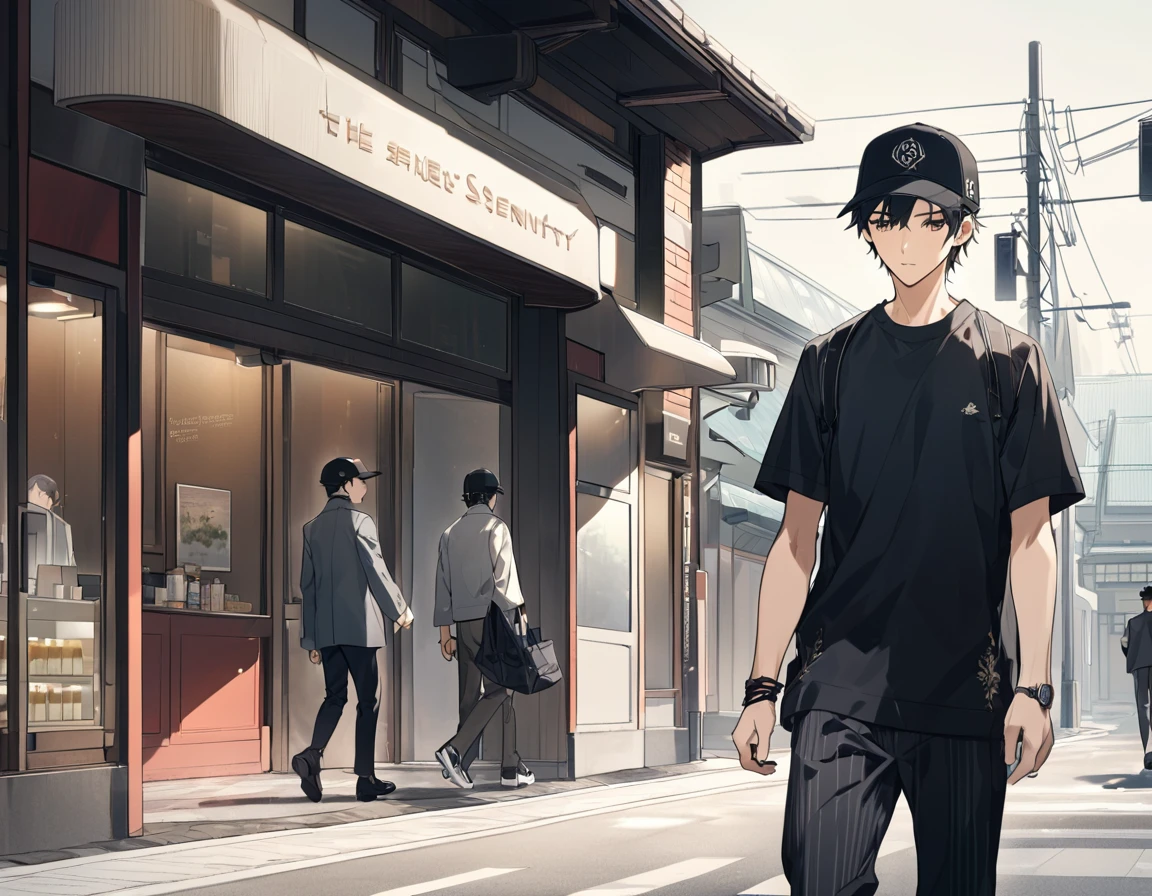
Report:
732,123,1084,896
1122,584,1152,769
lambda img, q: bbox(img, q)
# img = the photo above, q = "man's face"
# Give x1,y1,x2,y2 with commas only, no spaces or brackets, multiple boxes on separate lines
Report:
344,477,368,505
862,198,973,287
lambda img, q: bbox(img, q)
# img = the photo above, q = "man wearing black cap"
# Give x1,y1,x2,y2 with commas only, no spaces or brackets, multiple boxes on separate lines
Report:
433,468,534,790
292,457,413,803
1122,585,1152,769
731,123,1084,894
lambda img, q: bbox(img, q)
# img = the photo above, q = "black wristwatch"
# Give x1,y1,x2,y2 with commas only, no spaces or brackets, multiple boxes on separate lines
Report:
1015,683,1054,710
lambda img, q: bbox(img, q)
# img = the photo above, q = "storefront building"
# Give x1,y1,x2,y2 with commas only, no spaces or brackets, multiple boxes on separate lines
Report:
2,0,813,854
695,209,856,749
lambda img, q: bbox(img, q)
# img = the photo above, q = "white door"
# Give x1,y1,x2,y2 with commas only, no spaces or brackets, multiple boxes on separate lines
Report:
574,393,639,733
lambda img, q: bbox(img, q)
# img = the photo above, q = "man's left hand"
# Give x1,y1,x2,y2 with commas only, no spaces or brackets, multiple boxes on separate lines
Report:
1004,692,1054,785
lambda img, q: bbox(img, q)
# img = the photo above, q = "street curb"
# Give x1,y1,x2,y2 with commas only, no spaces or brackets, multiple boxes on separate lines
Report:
0,765,784,889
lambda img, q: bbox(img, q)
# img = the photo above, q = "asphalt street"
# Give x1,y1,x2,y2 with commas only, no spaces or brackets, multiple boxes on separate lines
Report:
176,708,1152,896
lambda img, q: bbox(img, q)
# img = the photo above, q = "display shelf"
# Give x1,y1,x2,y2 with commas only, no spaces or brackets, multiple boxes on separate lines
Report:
144,604,268,619
28,674,94,683
28,596,99,622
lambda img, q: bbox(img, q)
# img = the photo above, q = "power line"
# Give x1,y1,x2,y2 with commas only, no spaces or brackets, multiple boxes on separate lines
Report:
1059,106,1152,148
743,155,1025,176
743,195,1028,210
1054,193,1143,205
1081,139,1138,167
815,99,1023,123
1063,97,1152,113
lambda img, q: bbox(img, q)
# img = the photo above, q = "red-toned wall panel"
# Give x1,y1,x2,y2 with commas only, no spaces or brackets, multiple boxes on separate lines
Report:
28,158,120,265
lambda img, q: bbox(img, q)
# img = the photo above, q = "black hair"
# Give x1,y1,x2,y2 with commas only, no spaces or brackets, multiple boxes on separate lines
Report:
847,194,980,278
464,489,499,508
28,474,61,508
325,481,350,498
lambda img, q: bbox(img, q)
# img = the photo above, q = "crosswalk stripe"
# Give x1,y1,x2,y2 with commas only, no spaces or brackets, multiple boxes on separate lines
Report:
738,840,913,895
999,848,1152,877
565,858,740,895
370,867,523,895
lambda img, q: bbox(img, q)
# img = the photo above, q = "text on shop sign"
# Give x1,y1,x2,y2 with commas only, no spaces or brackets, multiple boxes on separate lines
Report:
321,109,579,252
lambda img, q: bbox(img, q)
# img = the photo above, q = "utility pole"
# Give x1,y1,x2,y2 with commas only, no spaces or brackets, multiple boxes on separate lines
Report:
1025,41,1043,343
1050,233,1080,730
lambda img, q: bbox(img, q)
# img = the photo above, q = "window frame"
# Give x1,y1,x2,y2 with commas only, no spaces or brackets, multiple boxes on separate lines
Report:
302,0,385,79
279,213,397,338
397,257,513,377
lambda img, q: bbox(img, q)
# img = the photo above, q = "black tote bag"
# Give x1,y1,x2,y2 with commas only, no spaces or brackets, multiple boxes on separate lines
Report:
475,602,563,696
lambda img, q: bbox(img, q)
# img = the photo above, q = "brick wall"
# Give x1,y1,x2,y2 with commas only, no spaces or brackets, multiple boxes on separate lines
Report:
664,138,693,419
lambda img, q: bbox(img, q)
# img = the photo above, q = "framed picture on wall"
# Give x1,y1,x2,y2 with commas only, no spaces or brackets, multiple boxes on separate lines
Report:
176,484,231,572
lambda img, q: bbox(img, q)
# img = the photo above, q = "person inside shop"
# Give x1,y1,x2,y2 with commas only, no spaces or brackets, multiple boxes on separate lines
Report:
26,473,76,570
293,457,414,803
433,468,534,790
1121,584,1152,770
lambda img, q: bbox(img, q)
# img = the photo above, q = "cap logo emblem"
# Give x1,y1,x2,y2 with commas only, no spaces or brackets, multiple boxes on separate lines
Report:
892,138,926,171
966,178,977,200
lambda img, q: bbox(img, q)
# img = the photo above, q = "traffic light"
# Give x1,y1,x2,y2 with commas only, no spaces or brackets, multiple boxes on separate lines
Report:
1141,118,1152,202
995,232,1019,302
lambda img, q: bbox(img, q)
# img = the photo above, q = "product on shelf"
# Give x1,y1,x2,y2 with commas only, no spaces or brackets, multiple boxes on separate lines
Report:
73,686,84,720
48,684,63,721
30,684,47,722
70,640,84,675
71,585,84,601
47,639,62,675
29,638,46,675
155,586,168,606
225,599,252,614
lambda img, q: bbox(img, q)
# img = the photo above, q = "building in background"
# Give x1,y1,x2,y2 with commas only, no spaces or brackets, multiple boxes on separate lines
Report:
1075,375,1152,709
1,0,814,855
695,207,857,749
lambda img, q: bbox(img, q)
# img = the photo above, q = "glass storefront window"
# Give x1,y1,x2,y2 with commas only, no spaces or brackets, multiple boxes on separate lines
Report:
401,264,508,371
306,0,379,75
576,494,632,632
25,275,105,729
141,332,266,615
576,394,632,492
245,0,294,28
144,170,269,296
284,221,393,335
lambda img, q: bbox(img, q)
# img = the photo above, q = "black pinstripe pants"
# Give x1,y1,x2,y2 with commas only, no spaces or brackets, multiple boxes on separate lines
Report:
782,710,1008,896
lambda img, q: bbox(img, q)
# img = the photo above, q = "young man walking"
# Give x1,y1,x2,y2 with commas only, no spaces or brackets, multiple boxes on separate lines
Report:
1121,584,1152,769
433,469,534,790
293,457,413,803
732,123,1084,895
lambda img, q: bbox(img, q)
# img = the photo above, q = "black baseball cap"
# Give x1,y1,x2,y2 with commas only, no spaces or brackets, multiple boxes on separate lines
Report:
838,123,981,218
1142,584,1152,600
320,457,381,488
462,468,503,498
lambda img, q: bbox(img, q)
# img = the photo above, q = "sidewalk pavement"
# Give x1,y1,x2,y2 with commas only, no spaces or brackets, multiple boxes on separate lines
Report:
0,760,783,896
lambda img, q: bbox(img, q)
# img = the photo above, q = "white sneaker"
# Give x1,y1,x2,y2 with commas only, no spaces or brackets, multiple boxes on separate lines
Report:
501,762,535,787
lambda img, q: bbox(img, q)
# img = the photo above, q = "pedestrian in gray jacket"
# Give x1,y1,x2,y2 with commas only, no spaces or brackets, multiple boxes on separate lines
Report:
292,458,413,803
1122,584,1152,770
433,469,534,790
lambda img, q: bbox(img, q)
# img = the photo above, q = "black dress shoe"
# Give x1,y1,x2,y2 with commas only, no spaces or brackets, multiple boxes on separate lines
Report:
1144,751,1152,771
357,775,397,802
292,749,323,803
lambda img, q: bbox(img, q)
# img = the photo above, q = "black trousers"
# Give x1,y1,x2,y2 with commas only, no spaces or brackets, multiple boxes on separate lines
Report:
308,645,380,777
782,710,1008,896
1135,666,1152,752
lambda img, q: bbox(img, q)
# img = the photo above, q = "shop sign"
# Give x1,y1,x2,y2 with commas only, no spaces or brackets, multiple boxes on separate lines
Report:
320,108,581,254
54,0,599,295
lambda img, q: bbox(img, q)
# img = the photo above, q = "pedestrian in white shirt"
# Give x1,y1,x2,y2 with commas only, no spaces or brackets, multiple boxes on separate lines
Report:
433,469,534,790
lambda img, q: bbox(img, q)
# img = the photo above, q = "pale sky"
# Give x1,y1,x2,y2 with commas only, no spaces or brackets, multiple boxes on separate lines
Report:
679,0,1152,375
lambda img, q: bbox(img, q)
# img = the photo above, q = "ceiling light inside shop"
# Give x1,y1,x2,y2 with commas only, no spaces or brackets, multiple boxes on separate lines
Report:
29,287,77,315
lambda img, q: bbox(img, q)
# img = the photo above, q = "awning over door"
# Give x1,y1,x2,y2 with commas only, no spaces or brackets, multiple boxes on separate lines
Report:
566,295,735,392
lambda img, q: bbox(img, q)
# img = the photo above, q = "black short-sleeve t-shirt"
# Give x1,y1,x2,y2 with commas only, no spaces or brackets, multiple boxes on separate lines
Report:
755,299,1084,739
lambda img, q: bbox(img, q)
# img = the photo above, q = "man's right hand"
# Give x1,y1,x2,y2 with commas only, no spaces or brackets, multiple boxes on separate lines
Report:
732,701,778,776
440,636,456,661
394,606,414,633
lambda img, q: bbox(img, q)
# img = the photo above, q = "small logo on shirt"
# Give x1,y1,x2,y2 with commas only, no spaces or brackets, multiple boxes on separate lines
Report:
961,402,979,416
